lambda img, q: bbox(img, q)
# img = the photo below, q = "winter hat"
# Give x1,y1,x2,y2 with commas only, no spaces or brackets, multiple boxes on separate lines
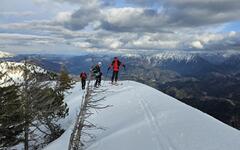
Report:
98,62,102,66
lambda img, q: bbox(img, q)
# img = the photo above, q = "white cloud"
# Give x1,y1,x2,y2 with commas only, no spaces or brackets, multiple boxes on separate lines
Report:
103,38,123,49
100,7,170,32
189,31,240,50
33,0,49,3
0,11,35,17
0,33,64,48
191,41,203,49
229,31,236,37
54,0,100,6
72,41,92,48
127,35,179,49
103,7,144,24
199,34,224,44
55,11,72,23
0,33,53,40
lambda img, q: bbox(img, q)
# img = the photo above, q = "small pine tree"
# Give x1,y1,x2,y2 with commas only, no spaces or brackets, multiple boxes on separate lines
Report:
58,65,73,92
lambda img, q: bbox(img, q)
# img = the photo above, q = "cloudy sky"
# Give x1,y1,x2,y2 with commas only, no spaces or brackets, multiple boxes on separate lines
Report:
0,0,240,54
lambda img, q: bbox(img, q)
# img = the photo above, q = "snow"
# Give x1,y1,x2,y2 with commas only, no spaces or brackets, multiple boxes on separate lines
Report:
0,51,14,58
0,61,46,86
44,81,240,150
150,51,196,62
44,82,84,150
121,53,141,58
130,50,240,64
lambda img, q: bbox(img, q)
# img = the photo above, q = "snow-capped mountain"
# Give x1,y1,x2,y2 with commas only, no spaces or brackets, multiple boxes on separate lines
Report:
44,81,240,150
119,51,198,64
0,62,24,85
0,51,14,58
150,51,196,63
122,50,240,64
0,61,46,85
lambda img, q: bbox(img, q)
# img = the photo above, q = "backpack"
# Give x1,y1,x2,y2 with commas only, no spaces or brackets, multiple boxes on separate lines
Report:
112,59,121,71
80,72,87,79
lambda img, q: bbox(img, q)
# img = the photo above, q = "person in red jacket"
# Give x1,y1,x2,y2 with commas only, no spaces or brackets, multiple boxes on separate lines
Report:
108,57,125,84
80,72,87,89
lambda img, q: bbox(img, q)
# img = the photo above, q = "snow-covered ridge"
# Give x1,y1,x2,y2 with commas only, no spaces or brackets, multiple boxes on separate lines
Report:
121,50,240,63
121,51,197,63
121,51,196,61
0,51,14,58
151,51,196,62
0,61,46,85
44,81,240,150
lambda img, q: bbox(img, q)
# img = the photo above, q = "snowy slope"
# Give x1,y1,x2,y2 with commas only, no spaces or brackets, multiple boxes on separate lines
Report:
44,81,240,150
0,62,26,84
43,82,84,150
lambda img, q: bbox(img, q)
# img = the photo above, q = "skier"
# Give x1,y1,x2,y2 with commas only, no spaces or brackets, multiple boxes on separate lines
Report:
108,57,125,84
92,62,102,87
80,71,87,90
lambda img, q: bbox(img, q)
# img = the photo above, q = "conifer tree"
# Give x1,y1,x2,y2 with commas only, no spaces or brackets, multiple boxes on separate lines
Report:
0,60,69,149
58,65,73,92
0,62,24,148
0,85,24,148
19,60,69,149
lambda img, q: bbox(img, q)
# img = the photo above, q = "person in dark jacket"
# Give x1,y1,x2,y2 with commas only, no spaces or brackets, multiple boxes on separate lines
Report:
108,57,125,84
92,62,102,87
80,72,87,90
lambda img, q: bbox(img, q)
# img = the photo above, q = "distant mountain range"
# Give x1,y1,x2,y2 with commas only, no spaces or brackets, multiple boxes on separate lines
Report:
3,50,240,74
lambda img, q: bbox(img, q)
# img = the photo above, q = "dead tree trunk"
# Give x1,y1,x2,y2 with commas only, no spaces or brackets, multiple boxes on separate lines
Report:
68,75,110,150
68,78,92,150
